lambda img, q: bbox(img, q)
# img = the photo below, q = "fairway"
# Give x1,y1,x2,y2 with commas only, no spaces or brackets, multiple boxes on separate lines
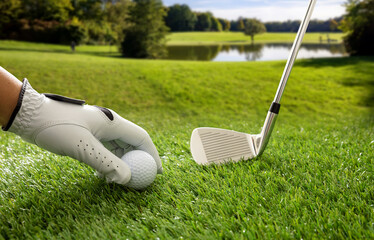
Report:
167,32,345,45
0,41,373,239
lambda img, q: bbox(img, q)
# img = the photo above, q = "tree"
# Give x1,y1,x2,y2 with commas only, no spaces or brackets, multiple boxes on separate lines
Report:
0,0,21,25
218,18,230,31
244,18,266,42
223,19,231,31
265,18,343,32
165,4,197,31
121,0,169,58
340,0,374,55
71,0,103,21
104,0,132,44
238,18,245,31
0,0,21,38
195,12,212,31
0,0,133,44
211,17,222,31
20,0,73,21
329,19,339,32
230,20,238,31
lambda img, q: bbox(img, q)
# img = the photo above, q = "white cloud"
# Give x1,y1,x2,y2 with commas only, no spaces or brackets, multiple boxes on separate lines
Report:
194,1,346,21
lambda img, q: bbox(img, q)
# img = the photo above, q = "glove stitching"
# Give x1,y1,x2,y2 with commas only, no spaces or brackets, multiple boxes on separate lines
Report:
10,82,45,136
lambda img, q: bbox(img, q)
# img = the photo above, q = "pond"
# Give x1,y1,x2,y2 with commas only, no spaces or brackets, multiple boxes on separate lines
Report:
165,43,347,62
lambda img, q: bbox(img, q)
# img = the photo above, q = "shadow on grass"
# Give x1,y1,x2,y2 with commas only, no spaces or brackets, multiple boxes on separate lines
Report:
0,177,157,238
297,56,374,114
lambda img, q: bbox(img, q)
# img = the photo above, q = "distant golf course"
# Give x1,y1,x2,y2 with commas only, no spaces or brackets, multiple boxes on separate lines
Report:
0,32,345,54
167,32,344,45
0,38,373,239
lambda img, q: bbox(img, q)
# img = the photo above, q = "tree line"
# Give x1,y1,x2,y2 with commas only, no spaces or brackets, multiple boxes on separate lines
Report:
0,0,132,45
0,0,343,45
165,4,342,33
0,0,372,57
265,18,342,32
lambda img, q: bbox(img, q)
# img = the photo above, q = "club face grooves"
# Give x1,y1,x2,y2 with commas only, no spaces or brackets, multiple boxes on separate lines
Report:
191,128,256,165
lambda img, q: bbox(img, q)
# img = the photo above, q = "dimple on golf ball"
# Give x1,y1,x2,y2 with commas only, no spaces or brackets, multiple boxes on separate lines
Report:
121,150,157,190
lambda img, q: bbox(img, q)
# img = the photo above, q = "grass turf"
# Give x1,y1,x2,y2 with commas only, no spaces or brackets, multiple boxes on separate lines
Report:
0,41,373,239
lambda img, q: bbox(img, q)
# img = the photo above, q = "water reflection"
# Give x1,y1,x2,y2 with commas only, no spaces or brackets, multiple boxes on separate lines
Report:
165,43,347,62
165,45,221,61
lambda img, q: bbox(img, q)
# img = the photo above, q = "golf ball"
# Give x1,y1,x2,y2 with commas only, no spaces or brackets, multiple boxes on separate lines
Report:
121,150,157,190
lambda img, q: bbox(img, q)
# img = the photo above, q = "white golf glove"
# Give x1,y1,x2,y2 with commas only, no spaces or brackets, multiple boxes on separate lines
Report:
3,79,162,185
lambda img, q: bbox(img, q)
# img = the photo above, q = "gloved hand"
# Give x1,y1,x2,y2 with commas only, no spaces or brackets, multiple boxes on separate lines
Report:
3,79,162,185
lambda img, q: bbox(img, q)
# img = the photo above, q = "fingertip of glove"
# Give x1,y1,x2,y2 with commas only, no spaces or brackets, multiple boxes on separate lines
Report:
120,173,132,185
96,167,132,186
157,167,164,174
105,173,131,185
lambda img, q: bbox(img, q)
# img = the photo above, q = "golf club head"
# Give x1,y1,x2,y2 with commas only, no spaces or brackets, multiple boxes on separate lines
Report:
189,0,316,165
190,127,259,165
190,111,278,165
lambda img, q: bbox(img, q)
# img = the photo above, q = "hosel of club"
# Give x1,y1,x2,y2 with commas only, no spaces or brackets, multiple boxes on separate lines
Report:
255,102,280,157
256,0,316,157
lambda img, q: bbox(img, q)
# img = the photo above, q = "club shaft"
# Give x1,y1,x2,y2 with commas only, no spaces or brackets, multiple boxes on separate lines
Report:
273,0,317,104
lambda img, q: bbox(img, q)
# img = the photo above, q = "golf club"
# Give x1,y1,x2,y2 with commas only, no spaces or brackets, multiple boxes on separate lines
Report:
190,0,317,165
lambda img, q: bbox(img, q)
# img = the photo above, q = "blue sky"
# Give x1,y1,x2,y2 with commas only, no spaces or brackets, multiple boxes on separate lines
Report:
162,0,346,21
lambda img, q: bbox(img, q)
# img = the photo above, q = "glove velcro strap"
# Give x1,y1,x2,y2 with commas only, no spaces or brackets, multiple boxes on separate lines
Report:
2,78,28,131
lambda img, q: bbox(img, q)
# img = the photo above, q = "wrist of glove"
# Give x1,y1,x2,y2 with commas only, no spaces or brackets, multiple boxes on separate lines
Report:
3,79,163,185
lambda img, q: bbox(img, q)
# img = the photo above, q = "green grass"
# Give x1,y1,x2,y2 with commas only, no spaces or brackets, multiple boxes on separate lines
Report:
0,40,119,57
0,41,373,239
167,32,345,45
